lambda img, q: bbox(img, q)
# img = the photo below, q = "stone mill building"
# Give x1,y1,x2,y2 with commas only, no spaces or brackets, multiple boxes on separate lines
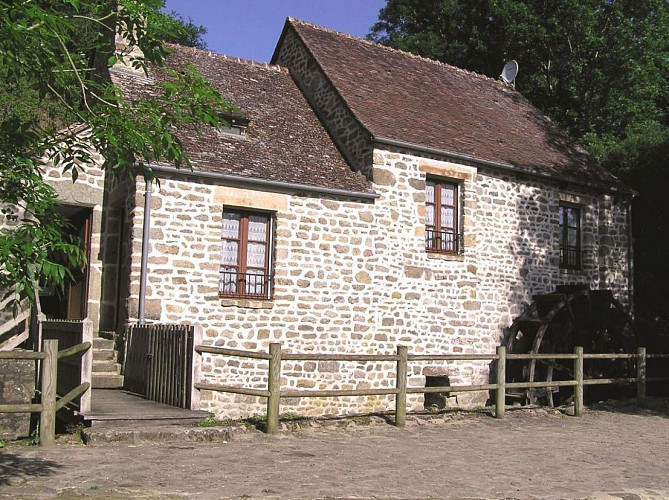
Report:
3,19,634,420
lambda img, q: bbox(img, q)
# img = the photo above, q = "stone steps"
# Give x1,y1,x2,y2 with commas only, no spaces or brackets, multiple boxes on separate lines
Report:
93,348,116,362
81,424,238,446
92,374,125,389
92,337,123,389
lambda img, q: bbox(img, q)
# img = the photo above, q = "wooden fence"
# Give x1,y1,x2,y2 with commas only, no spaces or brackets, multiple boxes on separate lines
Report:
124,324,201,409
193,343,669,433
0,294,30,351
0,339,91,445
41,319,93,414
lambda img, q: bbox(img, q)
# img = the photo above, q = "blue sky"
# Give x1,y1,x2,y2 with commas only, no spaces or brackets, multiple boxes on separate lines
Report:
163,0,387,62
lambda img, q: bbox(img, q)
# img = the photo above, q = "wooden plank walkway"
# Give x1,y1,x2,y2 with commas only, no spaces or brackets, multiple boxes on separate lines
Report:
82,389,209,425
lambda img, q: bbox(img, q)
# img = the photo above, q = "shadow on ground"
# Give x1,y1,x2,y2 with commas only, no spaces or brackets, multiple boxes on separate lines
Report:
0,451,61,486
589,396,669,419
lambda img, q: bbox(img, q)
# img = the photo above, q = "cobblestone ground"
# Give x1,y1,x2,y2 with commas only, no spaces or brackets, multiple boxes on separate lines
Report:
1,401,668,499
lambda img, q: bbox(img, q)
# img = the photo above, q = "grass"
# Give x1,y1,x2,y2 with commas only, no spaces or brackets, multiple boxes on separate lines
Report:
196,415,236,427
196,411,308,429
28,429,39,446
0,432,39,448
65,422,85,435
246,414,267,426
279,411,302,421
248,412,308,423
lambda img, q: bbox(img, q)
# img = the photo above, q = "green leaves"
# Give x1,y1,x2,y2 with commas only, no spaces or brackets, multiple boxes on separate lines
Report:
369,0,669,319
0,214,84,315
370,0,669,164
0,1,228,312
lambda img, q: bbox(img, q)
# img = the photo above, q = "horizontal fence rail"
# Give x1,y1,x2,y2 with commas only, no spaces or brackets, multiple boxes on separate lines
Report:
0,339,91,445
193,343,669,433
0,351,47,415
195,345,271,360
0,351,46,360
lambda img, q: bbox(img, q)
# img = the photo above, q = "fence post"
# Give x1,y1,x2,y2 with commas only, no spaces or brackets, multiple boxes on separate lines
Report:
39,339,58,446
574,346,584,417
79,319,93,414
395,345,408,427
636,347,646,407
190,324,203,410
495,346,506,419
266,342,282,434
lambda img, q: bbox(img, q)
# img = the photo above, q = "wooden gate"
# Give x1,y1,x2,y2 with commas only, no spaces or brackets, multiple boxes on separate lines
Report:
123,324,194,408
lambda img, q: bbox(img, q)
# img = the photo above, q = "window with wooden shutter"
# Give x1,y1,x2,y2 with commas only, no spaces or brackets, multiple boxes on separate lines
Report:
220,209,273,299
559,204,581,269
425,179,463,254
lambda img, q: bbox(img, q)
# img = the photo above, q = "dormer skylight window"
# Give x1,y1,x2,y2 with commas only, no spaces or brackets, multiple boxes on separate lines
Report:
219,114,249,137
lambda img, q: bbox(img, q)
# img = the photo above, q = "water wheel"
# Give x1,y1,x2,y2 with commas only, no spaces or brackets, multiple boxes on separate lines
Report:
504,285,639,406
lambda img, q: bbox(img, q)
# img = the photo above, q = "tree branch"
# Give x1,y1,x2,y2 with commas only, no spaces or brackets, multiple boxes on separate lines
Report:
51,28,92,112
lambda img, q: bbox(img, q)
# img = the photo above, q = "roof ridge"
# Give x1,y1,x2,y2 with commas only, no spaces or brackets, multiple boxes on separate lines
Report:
287,18,503,87
166,42,288,73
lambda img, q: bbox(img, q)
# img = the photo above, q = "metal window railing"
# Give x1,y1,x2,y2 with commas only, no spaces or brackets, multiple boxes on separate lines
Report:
560,245,582,269
219,270,272,299
426,228,464,254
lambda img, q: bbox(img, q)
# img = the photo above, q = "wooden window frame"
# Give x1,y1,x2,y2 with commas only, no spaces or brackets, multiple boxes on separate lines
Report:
220,208,274,299
425,178,463,254
559,203,582,269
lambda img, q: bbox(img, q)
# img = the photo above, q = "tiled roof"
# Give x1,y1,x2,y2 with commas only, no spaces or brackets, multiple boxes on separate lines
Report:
111,44,372,195
280,19,625,191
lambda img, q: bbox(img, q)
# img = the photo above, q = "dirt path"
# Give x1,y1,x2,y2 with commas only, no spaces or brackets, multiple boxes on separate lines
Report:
1,404,668,499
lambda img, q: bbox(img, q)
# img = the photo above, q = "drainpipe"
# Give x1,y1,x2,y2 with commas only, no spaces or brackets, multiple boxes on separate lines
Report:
138,179,152,324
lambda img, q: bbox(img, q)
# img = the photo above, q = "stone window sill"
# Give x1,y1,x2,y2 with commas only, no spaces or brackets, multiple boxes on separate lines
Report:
219,298,274,310
426,252,466,262
559,267,588,276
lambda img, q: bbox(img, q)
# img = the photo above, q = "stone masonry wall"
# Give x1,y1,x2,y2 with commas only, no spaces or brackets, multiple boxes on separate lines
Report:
0,357,35,440
474,166,631,340
99,177,137,333
274,28,374,180
1,155,107,336
43,156,106,332
124,150,631,419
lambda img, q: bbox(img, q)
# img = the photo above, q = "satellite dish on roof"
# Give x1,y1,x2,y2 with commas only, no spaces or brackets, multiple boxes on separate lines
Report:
500,60,518,87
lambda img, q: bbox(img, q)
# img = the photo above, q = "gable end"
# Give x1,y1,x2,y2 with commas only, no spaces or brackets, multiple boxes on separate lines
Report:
273,22,374,180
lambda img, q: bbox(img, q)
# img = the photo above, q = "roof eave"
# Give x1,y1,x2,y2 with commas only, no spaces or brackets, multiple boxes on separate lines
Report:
373,136,636,196
148,163,379,201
